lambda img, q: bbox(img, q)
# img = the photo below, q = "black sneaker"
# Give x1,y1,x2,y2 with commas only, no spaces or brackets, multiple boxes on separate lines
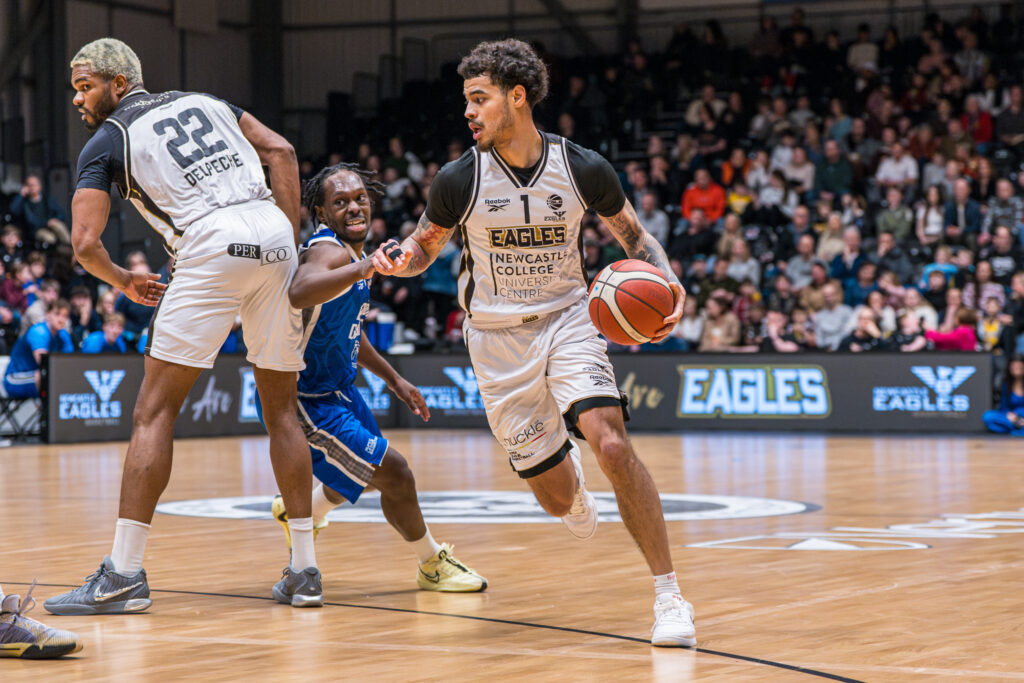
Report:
272,566,323,607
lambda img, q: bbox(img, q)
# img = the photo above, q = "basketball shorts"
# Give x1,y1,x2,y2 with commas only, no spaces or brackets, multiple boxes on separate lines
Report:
464,299,625,478
146,200,304,371
258,383,389,503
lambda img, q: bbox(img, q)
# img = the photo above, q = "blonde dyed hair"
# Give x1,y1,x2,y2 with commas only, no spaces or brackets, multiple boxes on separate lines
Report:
70,38,143,85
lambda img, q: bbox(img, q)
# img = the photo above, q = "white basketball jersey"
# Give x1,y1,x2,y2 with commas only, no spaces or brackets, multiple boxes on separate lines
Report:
108,90,270,248
458,134,589,328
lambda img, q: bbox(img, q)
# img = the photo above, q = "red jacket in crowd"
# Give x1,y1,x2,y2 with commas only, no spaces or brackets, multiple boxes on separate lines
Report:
925,325,977,351
681,181,726,222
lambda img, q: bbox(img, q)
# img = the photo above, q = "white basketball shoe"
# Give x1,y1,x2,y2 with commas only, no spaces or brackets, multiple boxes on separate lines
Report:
651,594,697,647
561,441,598,540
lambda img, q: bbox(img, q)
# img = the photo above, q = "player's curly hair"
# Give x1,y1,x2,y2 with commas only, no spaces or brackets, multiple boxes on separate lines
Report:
301,162,386,220
457,39,549,107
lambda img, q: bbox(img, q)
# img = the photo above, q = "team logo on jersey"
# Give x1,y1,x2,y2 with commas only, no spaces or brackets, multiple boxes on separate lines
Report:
487,225,567,249
485,197,511,212
546,194,563,210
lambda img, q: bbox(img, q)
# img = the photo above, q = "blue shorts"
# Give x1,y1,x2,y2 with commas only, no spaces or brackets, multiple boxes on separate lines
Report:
3,375,37,399
257,383,389,503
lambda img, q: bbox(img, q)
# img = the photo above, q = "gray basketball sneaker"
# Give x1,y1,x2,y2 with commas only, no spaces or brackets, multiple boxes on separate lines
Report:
43,556,152,615
272,566,323,607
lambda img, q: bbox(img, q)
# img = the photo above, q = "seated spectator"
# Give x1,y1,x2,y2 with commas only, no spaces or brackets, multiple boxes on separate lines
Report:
962,95,994,154
82,313,128,353
715,214,743,261
977,296,1010,354
681,168,726,225
916,184,947,247
943,178,982,249
789,307,817,348
830,226,866,289
697,256,739,306
782,147,815,197
69,285,102,349
892,310,929,351
671,207,716,261
845,262,879,307
744,149,771,195
2,299,73,398
978,225,1023,287
814,140,853,206
847,23,879,72
877,270,907,309
813,281,855,350
745,169,798,227
638,190,670,248
760,310,803,352
837,308,889,352
923,269,950,314
901,287,939,331
869,231,912,284
0,261,28,313
698,296,740,351
875,188,914,242
951,247,975,288
115,251,161,344
925,306,978,350
920,150,945,189
817,213,846,264
980,179,1023,244
919,245,958,289
726,181,755,217
963,260,1006,311
14,261,38,309
939,288,964,332
766,273,798,317
97,289,117,318
786,233,817,290
863,289,897,333
8,174,70,246
19,278,60,334
983,355,1024,435
799,262,837,312
738,303,767,349
719,147,750,188
669,296,704,351
726,239,760,287
0,225,25,269
875,142,919,200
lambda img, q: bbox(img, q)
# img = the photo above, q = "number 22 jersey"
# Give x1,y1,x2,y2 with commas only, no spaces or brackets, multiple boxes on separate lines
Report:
76,88,271,250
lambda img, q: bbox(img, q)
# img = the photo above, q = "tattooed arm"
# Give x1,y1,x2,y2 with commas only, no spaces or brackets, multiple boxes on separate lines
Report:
600,199,686,342
370,212,454,277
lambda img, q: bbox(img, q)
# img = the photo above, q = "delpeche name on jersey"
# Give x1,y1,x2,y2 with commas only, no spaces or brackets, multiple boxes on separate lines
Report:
183,152,245,187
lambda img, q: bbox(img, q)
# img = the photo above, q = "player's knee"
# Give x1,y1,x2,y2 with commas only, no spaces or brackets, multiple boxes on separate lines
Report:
593,433,635,479
375,449,416,493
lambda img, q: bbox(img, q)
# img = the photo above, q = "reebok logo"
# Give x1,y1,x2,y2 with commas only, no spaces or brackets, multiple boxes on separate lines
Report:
485,198,511,212
84,370,125,403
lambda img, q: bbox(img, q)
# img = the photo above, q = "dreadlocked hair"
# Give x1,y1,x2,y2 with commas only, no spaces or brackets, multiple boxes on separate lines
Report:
301,162,387,220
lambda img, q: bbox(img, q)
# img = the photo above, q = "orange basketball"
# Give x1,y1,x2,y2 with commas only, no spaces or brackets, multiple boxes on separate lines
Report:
587,260,676,344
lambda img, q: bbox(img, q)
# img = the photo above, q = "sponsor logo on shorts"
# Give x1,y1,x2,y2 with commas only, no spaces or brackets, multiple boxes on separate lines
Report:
521,314,539,324
227,243,260,259
502,419,547,457
487,225,566,249
156,492,816,524
260,245,292,265
365,436,378,455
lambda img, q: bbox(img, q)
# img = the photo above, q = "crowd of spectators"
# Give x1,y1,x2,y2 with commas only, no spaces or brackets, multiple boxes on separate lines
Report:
4,6,1024,400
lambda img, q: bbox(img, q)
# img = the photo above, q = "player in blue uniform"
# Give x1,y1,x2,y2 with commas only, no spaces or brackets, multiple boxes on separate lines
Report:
263,162,486,593
3,300,73,398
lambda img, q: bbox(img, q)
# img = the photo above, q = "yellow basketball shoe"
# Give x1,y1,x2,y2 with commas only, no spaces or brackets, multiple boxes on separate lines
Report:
1,583,83,659
417,544,487,592
272,494,329,550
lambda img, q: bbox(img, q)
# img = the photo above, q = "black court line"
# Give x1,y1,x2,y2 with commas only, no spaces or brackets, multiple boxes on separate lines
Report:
3,580,862,682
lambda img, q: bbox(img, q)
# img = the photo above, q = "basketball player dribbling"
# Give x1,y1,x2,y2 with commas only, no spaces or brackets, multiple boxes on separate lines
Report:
372,39,696,646
46,37,322,613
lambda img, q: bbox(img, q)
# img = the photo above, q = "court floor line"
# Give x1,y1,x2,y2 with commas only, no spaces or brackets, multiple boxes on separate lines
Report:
699,559,1024,627
1,580,862,683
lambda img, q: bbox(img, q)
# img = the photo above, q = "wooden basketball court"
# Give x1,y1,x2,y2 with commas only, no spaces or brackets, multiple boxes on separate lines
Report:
2,430,1022,681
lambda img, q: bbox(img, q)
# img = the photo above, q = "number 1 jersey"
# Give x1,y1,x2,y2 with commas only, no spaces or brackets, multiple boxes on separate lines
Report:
76,89,270,250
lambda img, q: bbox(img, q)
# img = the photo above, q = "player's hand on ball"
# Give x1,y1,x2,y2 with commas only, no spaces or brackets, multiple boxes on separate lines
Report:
371,239,408,275
650,282,685,344
124,271,167,307
390,376,430,422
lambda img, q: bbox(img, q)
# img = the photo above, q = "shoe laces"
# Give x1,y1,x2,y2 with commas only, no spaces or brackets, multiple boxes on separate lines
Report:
654,595,692,626
0,579,37,644
568,486,589,516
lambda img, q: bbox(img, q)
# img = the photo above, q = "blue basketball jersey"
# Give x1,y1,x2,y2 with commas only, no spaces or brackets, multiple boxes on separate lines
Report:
296,226,371,395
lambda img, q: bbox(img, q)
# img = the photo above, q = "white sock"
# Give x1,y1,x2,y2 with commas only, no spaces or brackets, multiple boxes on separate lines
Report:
653,571,681,598
111,518,150,575
409,529,442,563
312,483,341,526
289,517,317,571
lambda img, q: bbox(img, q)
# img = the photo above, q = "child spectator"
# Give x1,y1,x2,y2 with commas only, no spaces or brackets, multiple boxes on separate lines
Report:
699,296,740,351
893,311,928,351
82,313,128,353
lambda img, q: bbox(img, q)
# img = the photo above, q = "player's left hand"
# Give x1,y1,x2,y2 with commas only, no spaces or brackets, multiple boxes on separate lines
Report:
371,239,409,275
390,376,430,422
649,281,685,344
124,271,167,307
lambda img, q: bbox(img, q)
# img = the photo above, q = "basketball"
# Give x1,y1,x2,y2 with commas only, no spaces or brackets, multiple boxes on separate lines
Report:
587,260,675,344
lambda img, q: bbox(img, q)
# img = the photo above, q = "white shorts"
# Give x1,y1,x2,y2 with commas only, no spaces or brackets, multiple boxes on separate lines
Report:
146,201,304,372
465,300,624,478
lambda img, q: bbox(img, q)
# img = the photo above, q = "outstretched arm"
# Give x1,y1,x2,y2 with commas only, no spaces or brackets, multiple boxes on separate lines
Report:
288,241,374,309
599,199,686,342
370,212,453,277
